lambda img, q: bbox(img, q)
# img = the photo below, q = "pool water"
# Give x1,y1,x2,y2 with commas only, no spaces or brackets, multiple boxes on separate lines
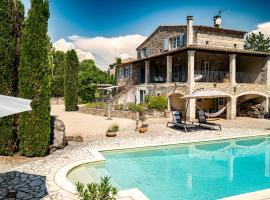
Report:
68,137,270,200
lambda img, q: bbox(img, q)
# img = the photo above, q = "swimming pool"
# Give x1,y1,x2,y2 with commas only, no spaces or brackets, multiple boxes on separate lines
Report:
68,136,270,200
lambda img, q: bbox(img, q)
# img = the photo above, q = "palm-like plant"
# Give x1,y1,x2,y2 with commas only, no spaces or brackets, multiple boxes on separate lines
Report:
76,176,118,200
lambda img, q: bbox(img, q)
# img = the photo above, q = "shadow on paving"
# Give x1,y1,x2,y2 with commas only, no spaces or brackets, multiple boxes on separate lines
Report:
0,171,48,200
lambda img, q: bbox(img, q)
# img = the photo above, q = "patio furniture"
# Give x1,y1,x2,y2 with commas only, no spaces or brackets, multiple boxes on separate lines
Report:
197,111,222,131
167,111,197,132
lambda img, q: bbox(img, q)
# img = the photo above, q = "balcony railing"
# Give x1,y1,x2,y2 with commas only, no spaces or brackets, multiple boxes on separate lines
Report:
195,70,228,83
236,72,262,83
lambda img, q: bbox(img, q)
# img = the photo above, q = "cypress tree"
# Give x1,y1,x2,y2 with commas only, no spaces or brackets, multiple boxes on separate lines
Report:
0,0,24,155
18,0,51,156
64,49,79,111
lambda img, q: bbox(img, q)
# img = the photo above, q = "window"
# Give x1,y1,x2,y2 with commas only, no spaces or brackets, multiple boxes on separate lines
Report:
234,44,237,48
124,67,129,78
141,47,149,58
170,34,184,49
206,41,209,45
118,68,124,79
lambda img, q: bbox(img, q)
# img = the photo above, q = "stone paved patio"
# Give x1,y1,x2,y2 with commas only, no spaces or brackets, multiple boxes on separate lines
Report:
1,116,270,200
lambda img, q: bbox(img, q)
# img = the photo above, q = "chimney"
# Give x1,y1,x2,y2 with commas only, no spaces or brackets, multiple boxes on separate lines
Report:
213,15,222,28
186,16,194,46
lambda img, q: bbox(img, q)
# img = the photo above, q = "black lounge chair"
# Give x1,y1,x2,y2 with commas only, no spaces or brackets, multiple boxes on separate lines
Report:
197,111,222,131
167,111,197,132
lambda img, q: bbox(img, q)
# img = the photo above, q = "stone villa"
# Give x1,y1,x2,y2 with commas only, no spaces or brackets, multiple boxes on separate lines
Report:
115,15,270,121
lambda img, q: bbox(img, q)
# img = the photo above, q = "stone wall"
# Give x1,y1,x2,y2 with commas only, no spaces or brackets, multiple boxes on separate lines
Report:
195,31,244,49
79,106,165,119
137,26,187,59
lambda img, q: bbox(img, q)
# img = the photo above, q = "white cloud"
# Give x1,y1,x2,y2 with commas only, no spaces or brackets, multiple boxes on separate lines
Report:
53,34,146,70
53,39,95,62
251,22,270,38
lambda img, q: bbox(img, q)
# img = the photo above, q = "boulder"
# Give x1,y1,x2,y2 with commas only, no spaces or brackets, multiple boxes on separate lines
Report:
50,116,68,153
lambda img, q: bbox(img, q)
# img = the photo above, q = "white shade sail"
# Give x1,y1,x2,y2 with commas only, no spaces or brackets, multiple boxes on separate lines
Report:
0,95,32,118
182,90,230,99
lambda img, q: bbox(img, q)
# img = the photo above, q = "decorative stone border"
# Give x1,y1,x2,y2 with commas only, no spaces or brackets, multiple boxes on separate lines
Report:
55,132,270,200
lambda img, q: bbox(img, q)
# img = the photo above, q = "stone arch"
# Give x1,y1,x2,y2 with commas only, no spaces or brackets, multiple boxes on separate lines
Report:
168,92,186,112
235,91,269,118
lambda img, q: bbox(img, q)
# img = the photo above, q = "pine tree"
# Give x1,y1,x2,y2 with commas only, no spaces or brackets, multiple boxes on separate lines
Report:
0,0,24,155
64,49,79,111
245,32,270,52
18,0,51,156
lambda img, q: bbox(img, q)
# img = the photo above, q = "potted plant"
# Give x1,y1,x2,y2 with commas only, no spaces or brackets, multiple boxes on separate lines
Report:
106,124,119,137
137,104,148,133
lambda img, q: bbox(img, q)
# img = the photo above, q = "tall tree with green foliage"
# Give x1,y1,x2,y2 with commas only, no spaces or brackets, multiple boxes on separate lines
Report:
52,50,66,97
245,32,270,52
64,49,79,111
79,59,115,103
0,0,24,155
19,0,51,157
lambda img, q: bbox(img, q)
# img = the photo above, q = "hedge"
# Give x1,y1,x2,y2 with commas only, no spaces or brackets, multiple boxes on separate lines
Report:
18,0,51,157
64,49,79,111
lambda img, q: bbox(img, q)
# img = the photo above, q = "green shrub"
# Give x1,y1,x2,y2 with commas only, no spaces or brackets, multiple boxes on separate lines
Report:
107,124,119,132
65,49,79,111
86,102,106,109
128,103,146,113
76,176,118,200
18,0,51,157
0,0,24,155
147,95,167,111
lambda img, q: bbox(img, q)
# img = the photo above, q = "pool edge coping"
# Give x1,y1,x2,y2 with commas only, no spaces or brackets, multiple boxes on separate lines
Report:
54,131,270,200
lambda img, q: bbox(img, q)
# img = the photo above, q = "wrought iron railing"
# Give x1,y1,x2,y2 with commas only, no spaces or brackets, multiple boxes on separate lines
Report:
236,72,262,83
194,70,228,83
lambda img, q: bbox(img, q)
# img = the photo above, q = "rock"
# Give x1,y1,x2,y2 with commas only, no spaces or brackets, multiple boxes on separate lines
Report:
50,116,67,153
54,119,65,131
66,136,74,141
73,136,83,142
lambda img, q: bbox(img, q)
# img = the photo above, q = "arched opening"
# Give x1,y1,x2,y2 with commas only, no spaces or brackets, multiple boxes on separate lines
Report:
237,93,268,118
169,93,186,113
195,97,229,119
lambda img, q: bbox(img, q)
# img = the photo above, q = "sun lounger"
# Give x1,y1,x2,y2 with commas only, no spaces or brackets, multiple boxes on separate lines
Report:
197,111,222,131
166,111,197,132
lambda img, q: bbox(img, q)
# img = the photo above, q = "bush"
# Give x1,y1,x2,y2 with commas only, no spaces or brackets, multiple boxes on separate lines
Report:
127,103,146,113
65,49,79,111
147,95,167,111
76,176,118,200
18,0,51,156
107,124,119,132
86,102,106,109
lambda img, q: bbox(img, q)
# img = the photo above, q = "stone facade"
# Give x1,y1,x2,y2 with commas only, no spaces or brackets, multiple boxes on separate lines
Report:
195,32,244,49
114,16,270,121
137,26,187,58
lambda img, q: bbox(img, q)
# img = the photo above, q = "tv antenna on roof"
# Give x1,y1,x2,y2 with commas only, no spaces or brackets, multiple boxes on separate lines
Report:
217,9,227,16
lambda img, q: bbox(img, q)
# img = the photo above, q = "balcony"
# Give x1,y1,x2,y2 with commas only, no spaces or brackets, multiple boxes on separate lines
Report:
195,70,228,83
236,72,262,84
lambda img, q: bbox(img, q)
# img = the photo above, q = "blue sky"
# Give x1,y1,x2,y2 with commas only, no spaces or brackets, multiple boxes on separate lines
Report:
21,0,270,69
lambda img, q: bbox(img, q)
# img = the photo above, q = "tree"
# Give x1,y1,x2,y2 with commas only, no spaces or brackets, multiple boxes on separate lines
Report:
244,32,270,52
78,60,115,103
0,0,24,155
114,57,121,64
52,50,66,97
18,0,51,157
64,49,79,111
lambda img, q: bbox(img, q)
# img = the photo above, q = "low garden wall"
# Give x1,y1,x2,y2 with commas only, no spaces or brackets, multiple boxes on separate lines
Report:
79,106,166,119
